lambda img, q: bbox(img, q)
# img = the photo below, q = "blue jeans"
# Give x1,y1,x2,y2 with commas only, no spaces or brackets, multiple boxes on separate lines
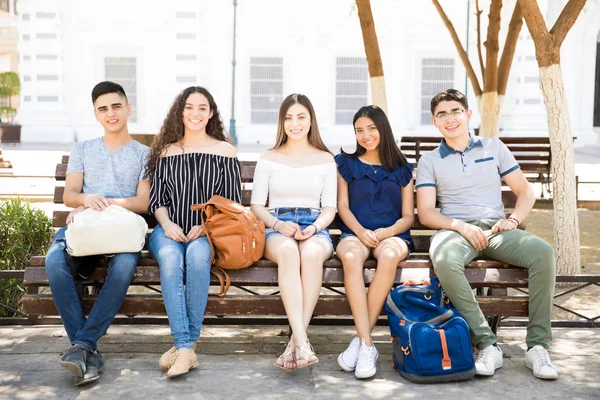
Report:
45,226,138,352
266,207,333,249
148,225,211,350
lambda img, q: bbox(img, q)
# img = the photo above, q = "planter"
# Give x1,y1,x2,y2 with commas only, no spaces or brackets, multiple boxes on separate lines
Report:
0,124,21,144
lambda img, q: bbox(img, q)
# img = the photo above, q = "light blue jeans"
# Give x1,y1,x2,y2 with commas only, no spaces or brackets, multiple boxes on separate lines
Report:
45,226,139,352
148,225,212,350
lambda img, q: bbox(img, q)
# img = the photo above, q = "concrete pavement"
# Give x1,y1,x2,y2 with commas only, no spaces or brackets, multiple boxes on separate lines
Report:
0,325,598,399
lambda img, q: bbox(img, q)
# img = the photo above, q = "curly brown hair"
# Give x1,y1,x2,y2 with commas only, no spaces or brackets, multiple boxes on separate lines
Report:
144,86,229,179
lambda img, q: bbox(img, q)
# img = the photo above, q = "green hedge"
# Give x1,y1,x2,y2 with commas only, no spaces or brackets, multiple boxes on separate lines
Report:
0,199,53,317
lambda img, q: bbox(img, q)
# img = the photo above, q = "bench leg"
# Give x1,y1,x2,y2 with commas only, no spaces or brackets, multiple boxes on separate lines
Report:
477,287,506,335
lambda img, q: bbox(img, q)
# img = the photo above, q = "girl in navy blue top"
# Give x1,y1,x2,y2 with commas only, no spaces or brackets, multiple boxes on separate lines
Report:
335,105,414,379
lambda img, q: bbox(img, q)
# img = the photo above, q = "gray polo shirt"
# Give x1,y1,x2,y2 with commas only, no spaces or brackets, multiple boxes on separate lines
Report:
415,135,520,221
67,138,150,199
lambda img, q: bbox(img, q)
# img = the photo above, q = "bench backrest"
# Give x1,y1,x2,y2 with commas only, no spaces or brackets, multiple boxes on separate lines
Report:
400,136,553,178
53,156,519,254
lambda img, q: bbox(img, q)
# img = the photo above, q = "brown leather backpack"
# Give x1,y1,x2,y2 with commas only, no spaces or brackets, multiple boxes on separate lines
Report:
190,195,265,296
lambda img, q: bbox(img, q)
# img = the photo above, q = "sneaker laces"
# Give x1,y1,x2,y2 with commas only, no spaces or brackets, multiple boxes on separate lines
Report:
530,347,552,367
476,346,495,364
357,344,375,365
343,338,359,357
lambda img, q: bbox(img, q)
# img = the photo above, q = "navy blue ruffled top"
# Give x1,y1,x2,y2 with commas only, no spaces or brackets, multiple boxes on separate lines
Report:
335,153,415,251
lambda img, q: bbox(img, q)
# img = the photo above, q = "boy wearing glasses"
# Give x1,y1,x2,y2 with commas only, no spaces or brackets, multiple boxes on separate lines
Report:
415,89,558,380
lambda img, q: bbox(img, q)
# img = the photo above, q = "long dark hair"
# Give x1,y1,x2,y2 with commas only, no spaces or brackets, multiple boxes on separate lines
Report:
145,86,229,179
340,105,408,172
271,93,332,154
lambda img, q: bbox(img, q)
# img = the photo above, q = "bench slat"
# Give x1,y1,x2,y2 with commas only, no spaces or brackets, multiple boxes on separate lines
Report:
21,294,529,318
24,261,527,287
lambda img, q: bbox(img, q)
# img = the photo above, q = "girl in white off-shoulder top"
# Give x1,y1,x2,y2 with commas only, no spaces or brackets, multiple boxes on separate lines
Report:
250,94,337,372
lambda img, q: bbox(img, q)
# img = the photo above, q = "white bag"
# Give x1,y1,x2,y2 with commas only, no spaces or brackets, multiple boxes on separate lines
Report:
65,205,148,257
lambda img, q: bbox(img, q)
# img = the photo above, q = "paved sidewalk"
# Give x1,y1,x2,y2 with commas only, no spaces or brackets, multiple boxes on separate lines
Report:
0,325,598,399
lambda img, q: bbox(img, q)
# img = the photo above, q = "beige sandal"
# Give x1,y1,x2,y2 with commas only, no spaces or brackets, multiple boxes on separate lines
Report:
275,342,296,371
295,341,318,369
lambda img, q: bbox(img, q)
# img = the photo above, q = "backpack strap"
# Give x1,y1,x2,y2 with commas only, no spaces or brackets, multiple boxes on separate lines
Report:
436,329,452,370
210,265,231,297
193,202,230,296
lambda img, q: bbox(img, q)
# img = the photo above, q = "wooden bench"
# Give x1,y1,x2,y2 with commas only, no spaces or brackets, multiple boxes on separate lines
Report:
401,136,560,199
21,156,532,330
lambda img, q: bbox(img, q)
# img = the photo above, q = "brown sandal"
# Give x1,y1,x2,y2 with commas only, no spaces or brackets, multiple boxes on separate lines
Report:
275,342,296,371
295,341,318,369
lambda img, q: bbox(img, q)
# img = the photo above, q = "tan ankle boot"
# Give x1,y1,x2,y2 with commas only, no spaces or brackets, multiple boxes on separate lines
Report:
167,348,198,378
159,343,196,371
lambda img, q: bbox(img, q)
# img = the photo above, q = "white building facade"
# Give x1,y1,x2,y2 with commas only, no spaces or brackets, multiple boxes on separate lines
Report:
15,0,600,147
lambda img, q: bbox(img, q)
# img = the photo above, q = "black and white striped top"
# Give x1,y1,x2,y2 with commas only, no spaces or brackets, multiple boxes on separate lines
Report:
149,153,242,234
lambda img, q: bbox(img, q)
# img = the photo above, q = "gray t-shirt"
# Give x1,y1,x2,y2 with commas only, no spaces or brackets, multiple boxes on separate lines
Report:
415,136,519,221
67,137,150,198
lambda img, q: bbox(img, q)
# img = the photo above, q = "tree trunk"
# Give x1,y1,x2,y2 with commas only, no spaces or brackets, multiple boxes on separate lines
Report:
369,76,387,113
356,0,387,111
477,91,501,138
539,64,581,275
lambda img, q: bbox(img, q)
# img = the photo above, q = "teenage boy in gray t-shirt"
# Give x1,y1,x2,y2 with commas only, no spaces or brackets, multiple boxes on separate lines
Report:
415,89,557,380
45,81,150,386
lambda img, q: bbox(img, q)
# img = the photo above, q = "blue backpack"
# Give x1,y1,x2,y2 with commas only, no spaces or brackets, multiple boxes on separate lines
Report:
385,277,476,383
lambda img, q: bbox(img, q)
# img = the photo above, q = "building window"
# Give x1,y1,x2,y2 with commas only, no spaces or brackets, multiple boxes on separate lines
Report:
38,96,58,102
335,57,368,125
105,57,137,122
523,98,541,105
420,58,455,125
37,54,58,60
250,57,283,124
176,33,196,40
176,54,197,61
176,76,196,84
23,75,30,81
23,34,30,41
24,95,31,102
22,13,30,21
524,76,538,83
176,12,196,18
23,55,31,61
36,33,57,39
37,75,59,81
36,12,56,19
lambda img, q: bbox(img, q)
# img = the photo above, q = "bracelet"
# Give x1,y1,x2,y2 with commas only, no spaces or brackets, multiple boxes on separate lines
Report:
273,219,281,231
507,217,520,227
310,224,319,233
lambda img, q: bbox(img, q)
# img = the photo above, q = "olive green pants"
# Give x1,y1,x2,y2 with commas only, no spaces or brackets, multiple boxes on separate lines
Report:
430,219,555,350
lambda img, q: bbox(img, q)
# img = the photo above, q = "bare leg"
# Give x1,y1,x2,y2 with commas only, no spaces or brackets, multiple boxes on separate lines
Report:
265,235,301,370
336,237,371,343
367,237,409,341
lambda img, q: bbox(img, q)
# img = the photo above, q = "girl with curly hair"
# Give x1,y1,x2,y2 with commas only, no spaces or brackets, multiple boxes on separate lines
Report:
146,86,241,378
250,94,337,371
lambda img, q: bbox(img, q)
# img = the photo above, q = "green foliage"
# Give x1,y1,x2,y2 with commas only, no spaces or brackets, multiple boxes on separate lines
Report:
0,71,20,99
0,199,53,317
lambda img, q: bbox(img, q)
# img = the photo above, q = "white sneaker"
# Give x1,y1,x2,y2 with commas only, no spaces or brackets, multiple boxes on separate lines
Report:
525,345,559,380
475,344,503,376
337,337,360,372
354,339,378,379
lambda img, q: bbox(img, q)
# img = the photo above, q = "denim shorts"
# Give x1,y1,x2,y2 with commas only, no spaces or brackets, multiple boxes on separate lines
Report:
339,232,412,255
266,207,333,248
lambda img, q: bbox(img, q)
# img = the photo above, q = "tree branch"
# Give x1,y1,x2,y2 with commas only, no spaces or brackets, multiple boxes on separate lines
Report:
475,0,485,79
498,2,523,96
517,0,549,44
549,0,586,47
483,0,502,92
432,0,482,96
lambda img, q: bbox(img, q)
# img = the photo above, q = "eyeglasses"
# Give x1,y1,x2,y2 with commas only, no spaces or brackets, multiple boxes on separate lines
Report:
434,109,466,121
